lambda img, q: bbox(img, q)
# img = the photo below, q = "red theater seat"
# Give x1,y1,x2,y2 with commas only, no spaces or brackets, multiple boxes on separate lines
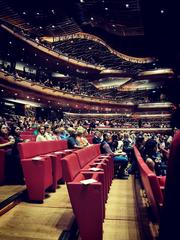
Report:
134,146,165,221
0,149,5,185
18,142,53,202
62,152,105,240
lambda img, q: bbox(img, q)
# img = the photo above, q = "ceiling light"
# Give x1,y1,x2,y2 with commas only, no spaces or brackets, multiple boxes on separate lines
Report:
125,4,129,8
9,41,12,44
14,93,18,96
105,7,108,10
22,12,26,15
52,25,55,28
88,47,92,50
112,24,115,27
160,10,164,14
39,26,43,29
90,17,94,21
36,12,40,15
51,9,55,14
1,89,4,92
22,48,25,51
80,0,84,2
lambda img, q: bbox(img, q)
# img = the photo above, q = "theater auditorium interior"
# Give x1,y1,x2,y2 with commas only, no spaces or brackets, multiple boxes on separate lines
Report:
0,0,180,239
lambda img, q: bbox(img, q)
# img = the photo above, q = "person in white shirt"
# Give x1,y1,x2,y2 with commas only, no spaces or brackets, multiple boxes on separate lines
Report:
36,126,47,142
44,125,58,140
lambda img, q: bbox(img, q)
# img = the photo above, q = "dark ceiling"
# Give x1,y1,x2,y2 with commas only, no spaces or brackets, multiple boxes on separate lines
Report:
0,0,179,59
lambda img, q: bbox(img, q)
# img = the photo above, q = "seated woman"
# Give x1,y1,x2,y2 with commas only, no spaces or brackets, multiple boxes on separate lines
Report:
100,133,128,179
0,124,20,184
143,138,167,176
44,124,58,140
10,125,26,184
36,125,47,142
76,127,89,148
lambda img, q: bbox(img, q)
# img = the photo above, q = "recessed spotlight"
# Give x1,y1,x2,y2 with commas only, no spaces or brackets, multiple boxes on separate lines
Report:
9,41,12,44
56,62,59,65
14,93,18,96
112,24,115,27
125,4,129,8
105,7,108,10
51,9,55,14
22,12,26,15
27,96,29,99
1,89,4,92
22,48,25,51
46,59,48,61
160,9,164,14
39,26,43,29
38,98,40,101
88,47,92,50
36,12,40,15
52,25,55,28
90,17,94,21
80,0,84,2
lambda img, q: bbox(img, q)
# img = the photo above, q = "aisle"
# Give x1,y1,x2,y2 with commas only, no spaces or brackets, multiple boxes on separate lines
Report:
103,177,141,240
0,185,74,240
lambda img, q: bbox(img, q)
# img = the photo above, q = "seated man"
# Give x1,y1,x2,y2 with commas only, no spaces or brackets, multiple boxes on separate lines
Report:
100,133,129,179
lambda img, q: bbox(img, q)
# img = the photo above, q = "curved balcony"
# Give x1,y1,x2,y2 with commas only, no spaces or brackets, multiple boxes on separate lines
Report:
0,70,135,112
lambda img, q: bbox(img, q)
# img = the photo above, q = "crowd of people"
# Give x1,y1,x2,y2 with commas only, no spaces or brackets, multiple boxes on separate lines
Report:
0,113,173,184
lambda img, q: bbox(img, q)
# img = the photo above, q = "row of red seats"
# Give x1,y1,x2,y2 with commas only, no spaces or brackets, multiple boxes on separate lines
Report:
18,140,73,202
62,144,114,240
0,149,5,184
133,145,166,222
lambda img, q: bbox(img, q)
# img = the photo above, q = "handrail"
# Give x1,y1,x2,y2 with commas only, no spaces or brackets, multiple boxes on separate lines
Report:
0,70,133,107
41,32,155,64
0,24,104,71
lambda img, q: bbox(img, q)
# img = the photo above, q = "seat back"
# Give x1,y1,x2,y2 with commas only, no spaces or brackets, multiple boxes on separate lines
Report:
0,150,5,184
18,142,40,159
75,145,96,168
134,145,164,221
62,153,81,182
